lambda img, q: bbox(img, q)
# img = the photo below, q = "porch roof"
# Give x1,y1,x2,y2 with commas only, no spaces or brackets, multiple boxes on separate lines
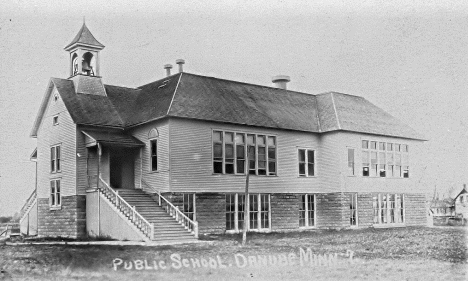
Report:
82,130,144,147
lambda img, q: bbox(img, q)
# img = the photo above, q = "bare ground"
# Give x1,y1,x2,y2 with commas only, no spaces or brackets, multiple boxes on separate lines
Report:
0,226,466,280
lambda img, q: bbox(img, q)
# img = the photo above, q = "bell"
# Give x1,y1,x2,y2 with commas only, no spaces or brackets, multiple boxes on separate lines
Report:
82,60,91,71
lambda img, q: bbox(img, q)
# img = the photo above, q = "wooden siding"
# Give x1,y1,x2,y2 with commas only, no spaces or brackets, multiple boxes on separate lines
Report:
128,119,170,192
332,131,426,194
169,118,324,193
167,118,426,194
76,127,88,195
36,87,77,199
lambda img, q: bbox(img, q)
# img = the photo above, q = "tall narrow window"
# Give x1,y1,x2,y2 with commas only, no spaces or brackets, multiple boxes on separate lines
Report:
370,151,378,177
51,145,61,173
236,133,245,174
299,194,315,227
260,194,270,229
183,194,195,226
267,137,276,176
224,132,234,174
238,194,245,230
150,139,158,171
53,115,59,126
226,194,236,230
350,193,357,226
298,149,315,177
348,148,355,176
213,131,223,174
249,194,259,229
257,136,267,175
247,134,256,175
50,179,61,207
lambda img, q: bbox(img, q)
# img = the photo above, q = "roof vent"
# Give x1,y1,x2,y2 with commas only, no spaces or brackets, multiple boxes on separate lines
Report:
176,59,185,73
164,64,173,77
272,75,290,90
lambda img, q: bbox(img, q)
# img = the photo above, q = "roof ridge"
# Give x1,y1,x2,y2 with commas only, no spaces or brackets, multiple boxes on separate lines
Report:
167,72,183,116
177,72,316,97
104,84,141,91
330,92,342,130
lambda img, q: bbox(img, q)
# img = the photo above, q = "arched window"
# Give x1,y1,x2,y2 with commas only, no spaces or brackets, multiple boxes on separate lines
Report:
148,128,159,171
71,53,78,76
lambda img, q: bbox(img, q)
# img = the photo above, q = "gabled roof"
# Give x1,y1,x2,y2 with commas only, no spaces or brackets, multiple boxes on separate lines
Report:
31,72,425,140
455,186,468,200
64,23,104,50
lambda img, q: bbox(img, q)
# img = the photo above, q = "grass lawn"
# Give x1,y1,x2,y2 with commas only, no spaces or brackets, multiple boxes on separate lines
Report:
0,226,466,280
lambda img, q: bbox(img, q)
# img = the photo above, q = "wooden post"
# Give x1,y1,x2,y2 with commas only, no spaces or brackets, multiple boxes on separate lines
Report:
242,147,251,246
194,221,199,238
97,143,101,190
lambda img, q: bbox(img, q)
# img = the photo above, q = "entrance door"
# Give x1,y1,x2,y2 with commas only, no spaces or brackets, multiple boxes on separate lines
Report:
110,148,135,189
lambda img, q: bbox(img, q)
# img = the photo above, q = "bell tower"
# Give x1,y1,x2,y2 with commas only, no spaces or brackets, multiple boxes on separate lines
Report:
64,22,105,78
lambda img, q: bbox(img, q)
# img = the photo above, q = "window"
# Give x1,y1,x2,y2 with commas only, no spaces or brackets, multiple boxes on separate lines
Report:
298,149,315,177
362,140,409,178
183,194,195,230
299,194,316,227
225,194,246,232
225,193,269,232
213,130,276,176
350,193,357,226
50,145,61,173
150,139,157,171
50,179,61,207
53,115,59,126
348,148,355,176
373,194,404,225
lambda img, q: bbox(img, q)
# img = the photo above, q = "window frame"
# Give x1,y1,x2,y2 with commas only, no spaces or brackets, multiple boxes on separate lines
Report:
347,148,355,176
225,193,271,233
182,193,196,223
372,193,405,227
50,179,61,209
299,194,316,228
149,139,158,172
349,193,358,227
53,115,59,126
213,130,277,176
298,148,315,177
361,139,409,178
50,144,61,173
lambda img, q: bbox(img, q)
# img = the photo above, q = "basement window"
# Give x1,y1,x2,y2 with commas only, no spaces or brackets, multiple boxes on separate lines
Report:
50,179,61,208
299,194,316,228
183,194,196,227
226,193,270,233
373,194,404,226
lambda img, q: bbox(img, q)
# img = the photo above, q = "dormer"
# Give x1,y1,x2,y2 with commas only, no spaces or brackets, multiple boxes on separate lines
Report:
64,23,105,78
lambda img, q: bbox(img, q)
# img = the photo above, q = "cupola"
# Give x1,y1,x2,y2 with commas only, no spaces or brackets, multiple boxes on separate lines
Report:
64,22,105,78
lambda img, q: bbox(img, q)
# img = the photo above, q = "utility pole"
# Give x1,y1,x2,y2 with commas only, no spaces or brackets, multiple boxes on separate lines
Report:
242,147,251,246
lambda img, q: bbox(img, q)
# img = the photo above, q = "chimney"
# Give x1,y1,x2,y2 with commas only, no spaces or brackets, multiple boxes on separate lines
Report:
164,64,173,77
176,59,185,73
272,75,291,89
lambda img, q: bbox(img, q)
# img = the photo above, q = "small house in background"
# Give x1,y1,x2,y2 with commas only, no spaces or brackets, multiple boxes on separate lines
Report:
454,184,468,218
430,198,455,217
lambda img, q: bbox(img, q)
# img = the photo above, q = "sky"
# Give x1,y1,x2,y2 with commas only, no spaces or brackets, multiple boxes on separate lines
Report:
0,0,467,216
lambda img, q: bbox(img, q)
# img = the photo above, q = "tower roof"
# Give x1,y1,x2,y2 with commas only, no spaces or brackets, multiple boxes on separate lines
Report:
64,23,104,50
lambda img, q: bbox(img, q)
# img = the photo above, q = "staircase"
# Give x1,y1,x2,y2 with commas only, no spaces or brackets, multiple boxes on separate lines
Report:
117,189,198,243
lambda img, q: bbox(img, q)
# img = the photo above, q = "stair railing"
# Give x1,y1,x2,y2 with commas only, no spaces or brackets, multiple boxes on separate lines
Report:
98,176,154,240
141,179,198,238
20,190,37,222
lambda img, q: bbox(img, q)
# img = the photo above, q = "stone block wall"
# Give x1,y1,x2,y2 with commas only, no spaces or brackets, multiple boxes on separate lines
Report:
195,193,225,234
405,193,428,226
357,193,374,227
37,195,86,238
270,194,299,230
316,193,349,229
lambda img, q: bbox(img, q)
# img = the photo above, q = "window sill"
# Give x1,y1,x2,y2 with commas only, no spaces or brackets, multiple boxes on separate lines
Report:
372,223,405,228
297,176,317,178
362,176,408,179
147,170,160,174
49,206,62,211
212,173,278,177
50,171,62,174
299,226,317,230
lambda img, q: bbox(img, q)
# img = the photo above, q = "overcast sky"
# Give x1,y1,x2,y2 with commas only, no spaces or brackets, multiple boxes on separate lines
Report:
1,0,467,216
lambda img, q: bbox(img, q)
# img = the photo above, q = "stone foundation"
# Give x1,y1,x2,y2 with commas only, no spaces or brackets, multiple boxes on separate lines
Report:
37,195,86,238
156,192,428,235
